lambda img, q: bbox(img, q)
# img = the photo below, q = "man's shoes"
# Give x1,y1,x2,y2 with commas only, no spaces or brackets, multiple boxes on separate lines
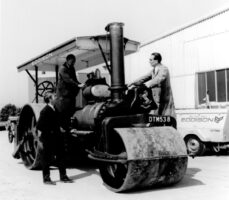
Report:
43,178,56,185
60,175,74,183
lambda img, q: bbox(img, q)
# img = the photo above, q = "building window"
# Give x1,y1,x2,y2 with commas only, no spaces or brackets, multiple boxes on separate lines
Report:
198,73,206,105
217,69,226,102
197,68,229,105
227,69,229,101
206,71,216,101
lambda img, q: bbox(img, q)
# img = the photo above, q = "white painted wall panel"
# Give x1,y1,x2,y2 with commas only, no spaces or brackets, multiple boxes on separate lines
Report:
173,75,196,109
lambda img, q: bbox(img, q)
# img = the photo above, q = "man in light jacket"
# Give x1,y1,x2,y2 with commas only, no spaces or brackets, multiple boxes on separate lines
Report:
129,52,176,118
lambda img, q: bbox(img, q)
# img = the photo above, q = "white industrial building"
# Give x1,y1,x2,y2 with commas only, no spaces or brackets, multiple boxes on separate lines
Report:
125,7,229,110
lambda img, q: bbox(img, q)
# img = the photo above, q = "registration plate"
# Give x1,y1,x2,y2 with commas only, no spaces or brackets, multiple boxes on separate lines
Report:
148,115,172,123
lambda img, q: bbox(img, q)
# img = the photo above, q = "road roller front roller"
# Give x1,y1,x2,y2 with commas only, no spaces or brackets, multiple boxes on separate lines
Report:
89,126,188,192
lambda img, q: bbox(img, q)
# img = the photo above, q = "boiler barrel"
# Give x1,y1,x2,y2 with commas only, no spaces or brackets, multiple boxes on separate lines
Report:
73,103,105,130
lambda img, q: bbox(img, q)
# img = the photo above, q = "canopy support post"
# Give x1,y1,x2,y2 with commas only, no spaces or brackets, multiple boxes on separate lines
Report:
93,37,111,74
35,65,38,103
55,65,59,87
26,68,39,103
25,70,36,83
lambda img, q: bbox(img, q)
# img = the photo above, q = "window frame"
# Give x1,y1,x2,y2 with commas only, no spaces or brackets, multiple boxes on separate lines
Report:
196,68,229,106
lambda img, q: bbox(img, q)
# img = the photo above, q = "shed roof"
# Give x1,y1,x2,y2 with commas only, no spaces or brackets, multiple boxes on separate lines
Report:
17,35,140,72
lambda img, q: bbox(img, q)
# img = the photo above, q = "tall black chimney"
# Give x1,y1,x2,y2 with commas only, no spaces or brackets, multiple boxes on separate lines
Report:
105,22,127,102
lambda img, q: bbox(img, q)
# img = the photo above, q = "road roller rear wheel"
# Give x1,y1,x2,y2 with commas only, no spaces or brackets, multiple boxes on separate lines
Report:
18,105,43,169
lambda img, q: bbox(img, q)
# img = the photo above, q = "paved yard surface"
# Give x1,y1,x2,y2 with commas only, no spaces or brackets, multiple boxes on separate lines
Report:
0,130,229,200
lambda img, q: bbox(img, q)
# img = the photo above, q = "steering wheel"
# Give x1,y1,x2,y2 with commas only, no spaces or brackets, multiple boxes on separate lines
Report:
128,84,158,112
37,81,55,97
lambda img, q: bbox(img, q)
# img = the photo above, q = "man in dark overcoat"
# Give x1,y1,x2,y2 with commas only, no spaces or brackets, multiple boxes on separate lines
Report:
55,54,82,130
37,92,73,185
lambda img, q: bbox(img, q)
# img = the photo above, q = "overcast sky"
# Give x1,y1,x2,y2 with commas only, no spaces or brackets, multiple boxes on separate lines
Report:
1,0,229,109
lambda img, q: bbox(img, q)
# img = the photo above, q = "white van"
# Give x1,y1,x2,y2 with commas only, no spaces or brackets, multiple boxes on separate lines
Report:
176,109,229,156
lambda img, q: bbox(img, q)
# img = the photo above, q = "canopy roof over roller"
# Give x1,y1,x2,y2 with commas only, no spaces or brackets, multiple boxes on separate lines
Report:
17,35,140,73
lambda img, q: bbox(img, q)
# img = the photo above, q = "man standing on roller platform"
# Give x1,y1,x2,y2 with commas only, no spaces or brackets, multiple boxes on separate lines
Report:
55,54,83,131
129,52,176,119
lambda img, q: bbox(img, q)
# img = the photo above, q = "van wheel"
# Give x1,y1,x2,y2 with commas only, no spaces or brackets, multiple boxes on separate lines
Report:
185,136,206,156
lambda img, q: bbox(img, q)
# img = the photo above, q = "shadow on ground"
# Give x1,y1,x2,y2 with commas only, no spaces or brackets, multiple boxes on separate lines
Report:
16,153,205,192
63,157,100,181
177,167,203,187
16,155,100,182
123,167,203,194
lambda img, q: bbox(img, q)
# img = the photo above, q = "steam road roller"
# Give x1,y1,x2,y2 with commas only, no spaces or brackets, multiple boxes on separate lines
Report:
12,22,188,192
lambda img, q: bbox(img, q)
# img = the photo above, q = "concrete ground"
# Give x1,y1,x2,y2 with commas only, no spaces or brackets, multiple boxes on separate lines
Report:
0,130,229,200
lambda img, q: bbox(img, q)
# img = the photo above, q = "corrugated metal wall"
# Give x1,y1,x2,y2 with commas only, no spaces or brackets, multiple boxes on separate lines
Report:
125,8,229,109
